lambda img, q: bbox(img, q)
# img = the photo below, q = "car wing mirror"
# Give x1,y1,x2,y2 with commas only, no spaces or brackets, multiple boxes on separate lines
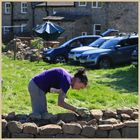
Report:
115,45,121,49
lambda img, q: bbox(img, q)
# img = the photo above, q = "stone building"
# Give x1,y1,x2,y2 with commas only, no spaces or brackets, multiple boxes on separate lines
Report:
2,1,138,43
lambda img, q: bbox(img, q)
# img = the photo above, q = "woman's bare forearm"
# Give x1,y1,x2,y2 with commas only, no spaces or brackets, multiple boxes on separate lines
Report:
58,89,77,112
60,101,77,112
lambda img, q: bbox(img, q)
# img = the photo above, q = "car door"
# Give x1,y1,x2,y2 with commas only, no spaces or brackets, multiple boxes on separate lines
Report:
115,38,137,63
125,38,138,61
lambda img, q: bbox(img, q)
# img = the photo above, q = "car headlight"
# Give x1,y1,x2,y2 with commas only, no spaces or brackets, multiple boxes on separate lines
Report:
43,48,48,51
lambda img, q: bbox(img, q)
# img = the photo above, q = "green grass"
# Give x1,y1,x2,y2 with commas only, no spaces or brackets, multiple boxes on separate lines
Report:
2,55,138,115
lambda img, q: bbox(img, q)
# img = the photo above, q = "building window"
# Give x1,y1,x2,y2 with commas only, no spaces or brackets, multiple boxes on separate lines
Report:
93,24,101,35
3,26,11,34
21,2,28,13
53,8,57,14
21,24,27,32
82,32,87,36
5,2,11,14
78,2,87,6
92,2,102,8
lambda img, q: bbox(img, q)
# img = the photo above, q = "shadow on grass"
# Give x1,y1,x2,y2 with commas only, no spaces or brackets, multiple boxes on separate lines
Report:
97,65,138,94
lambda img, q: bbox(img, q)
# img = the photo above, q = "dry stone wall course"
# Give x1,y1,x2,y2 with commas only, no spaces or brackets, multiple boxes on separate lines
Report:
2,107,138,138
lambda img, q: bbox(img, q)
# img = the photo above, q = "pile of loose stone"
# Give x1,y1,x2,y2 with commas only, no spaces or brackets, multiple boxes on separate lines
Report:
2,107,138,138
3,38,42,62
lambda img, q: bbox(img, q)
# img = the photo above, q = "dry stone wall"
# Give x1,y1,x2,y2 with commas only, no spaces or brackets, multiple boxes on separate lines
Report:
3,38,42,62
2,107,138,138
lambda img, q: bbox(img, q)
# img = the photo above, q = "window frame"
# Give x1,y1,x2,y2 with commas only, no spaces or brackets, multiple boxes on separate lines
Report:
92,1,102,8
21,24,27,32
93,24,101,35
3,26,11,34
5,2,11,14
21,2,28,14
78,2,87,7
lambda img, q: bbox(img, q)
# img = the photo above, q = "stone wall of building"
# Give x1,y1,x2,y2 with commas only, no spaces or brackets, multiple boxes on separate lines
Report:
2,2,138,43
106,2,138,33
2,107,138,138
34,7,47,26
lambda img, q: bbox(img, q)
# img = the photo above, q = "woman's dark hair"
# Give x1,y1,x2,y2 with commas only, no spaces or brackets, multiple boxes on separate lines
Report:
74,68,88,85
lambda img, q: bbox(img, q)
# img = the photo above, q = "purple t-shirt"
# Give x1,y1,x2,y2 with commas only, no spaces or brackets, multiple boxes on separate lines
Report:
32,68,72,93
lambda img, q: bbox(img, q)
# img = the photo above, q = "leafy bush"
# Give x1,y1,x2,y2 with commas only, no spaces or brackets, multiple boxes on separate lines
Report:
31,37,44,49
2,44,7,52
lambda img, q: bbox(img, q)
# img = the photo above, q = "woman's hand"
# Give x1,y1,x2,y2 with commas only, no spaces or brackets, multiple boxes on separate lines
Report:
76,107,91,117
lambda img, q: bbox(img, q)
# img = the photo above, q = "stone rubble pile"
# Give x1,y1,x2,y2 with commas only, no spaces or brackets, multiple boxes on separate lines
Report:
3,38,42,62
2,107,138,138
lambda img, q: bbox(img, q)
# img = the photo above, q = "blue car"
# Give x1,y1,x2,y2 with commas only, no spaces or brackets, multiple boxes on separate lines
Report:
42,35,100,63
79,34,138,69
68,36,115,63
131,47,138,67
42,29,119,63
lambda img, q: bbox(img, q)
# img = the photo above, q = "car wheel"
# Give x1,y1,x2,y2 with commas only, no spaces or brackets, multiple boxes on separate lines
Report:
98,58,111,69
54,56,67,63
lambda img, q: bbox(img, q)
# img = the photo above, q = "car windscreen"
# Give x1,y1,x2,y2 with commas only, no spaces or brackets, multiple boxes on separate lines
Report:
89,38,107,48
100,39,120,49
59,39,74,48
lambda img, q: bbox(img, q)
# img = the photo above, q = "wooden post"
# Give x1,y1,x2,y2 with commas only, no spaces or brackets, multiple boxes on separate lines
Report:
13,36,17,60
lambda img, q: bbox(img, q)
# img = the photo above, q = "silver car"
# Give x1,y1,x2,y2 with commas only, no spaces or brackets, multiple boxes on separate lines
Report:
68,36,115,63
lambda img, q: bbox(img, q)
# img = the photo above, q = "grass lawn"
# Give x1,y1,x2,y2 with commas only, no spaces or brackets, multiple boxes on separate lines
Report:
2,55,138,115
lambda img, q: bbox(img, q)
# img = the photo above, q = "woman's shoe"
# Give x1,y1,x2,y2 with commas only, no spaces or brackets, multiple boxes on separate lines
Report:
29,113,41,120
42,112,54,120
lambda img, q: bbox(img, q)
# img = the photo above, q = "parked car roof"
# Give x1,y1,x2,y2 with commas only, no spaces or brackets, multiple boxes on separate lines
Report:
59,35,101,47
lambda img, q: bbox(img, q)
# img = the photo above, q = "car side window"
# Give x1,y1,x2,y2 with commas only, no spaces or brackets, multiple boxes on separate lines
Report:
69,39,83,48
118,38,138,48
82,38,96,45
118,39,130,47
128,38,138,45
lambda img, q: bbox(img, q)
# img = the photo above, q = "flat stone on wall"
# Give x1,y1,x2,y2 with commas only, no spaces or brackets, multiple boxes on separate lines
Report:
95,129,108,138
98,124,113,130
81,125,96,137
57,112,77,123
12,133,34,138
109,129,121,138
117,108,133,115
2,119,7,130
39,124,62,135
23,122,38,135
124,120,138,127
62,123,82,135
103,109,117,118
7,121,23,133
131,111,138,120
90,109,103,120
122,127,138,138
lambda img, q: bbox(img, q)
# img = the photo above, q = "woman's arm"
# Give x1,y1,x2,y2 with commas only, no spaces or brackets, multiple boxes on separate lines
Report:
57,90,77,112
50,87,77,112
